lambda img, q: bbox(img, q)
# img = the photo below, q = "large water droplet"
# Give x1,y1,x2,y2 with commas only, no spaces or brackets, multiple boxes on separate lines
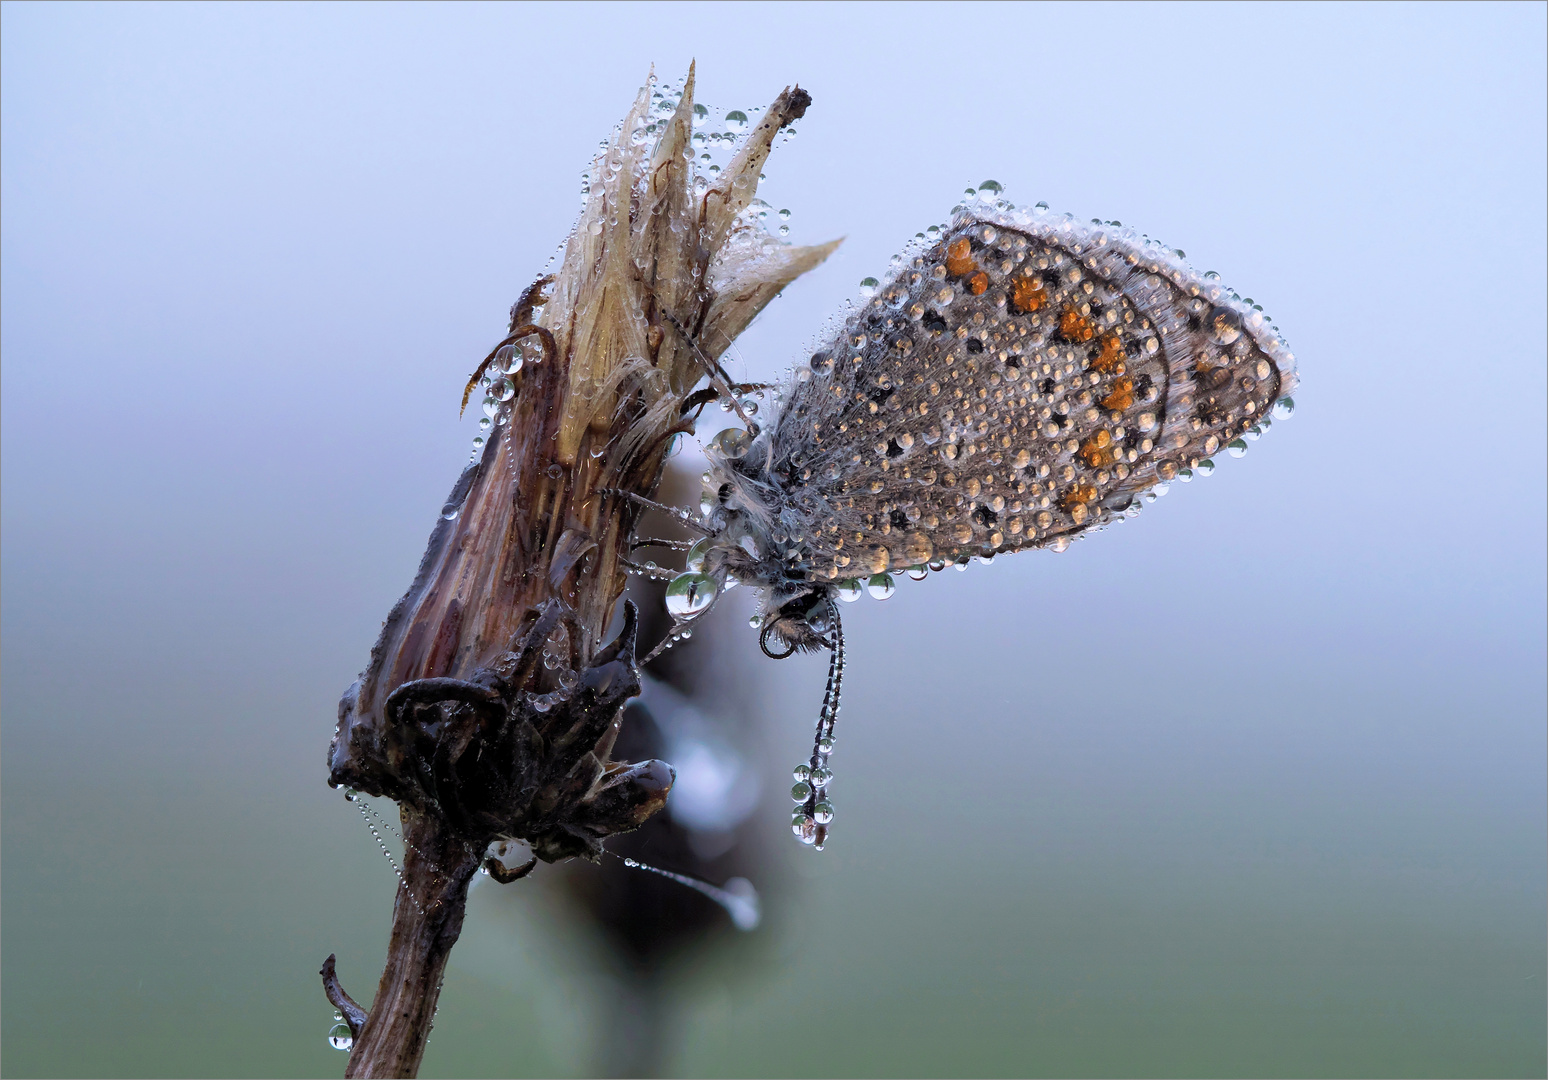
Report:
858,277,879,298
792,813,817,844
328,1023,354,1052
724,110,749,133
791,780,812,801
1227,438,1249,458
665,572,718,619
684,537,711,573
834,579,863,602
1207,305,1243,345
811,766,833,789
1274,396,1296,419
866,573,896,600
492,377,516,402
812,801,834,825
977,179,1003,197
712,427,752,459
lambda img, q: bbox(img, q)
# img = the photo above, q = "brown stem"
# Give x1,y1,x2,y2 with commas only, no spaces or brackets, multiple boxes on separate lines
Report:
321,955,368,1041
344,811,481,1079
323,68,837,1079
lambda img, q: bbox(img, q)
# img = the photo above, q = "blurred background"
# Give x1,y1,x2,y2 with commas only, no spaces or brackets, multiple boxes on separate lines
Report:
2,3,1544,1076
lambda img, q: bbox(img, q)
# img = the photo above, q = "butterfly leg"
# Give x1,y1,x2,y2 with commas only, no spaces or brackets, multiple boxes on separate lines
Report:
599,488,711,535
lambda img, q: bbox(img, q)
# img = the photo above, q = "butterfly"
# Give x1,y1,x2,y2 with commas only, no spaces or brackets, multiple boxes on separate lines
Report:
635,204,1298,847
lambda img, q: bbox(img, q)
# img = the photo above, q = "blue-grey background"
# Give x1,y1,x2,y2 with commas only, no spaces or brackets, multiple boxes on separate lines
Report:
3,2,1544,1076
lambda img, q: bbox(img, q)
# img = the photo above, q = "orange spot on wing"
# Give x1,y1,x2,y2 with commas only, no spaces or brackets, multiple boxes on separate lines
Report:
1061,483,1098,510
1077,431,1115,468
1089,333,1124,373
1009,276,1046,314
1059,307,1095,344
945,237,977,277
1099,375,1134,412
967,271,989,295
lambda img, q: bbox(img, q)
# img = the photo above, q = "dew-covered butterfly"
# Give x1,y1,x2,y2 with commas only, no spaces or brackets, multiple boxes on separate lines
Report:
634,201,1297,848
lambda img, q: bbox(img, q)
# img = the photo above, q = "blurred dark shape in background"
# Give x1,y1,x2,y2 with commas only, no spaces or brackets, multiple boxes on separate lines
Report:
551,461,781,1077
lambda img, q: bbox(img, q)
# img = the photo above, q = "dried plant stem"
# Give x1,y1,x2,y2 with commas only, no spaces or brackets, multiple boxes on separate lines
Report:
342,813,481,1078
322,66,834,1078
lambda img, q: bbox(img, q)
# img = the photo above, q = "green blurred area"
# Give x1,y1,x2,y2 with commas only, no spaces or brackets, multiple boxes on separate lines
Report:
4,733,1543,1078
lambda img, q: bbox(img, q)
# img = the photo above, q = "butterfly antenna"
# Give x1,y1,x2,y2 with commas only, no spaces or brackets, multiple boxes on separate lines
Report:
793,600,843,849
608,850,761,931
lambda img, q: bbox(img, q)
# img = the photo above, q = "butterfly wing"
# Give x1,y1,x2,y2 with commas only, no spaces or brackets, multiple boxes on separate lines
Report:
763,210,1298,581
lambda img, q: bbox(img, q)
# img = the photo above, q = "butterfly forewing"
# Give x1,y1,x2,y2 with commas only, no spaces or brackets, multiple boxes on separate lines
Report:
765,211,1297,581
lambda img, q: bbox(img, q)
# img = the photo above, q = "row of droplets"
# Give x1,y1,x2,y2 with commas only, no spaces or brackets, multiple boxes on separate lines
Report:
792,605,844,848
846,181,1290,345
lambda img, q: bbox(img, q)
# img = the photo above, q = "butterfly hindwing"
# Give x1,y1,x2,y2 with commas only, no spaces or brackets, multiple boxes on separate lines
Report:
764,211,1297,580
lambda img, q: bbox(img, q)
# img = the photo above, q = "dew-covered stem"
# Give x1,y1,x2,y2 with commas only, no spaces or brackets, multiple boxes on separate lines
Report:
321,65,834,1079
343,812,481,1079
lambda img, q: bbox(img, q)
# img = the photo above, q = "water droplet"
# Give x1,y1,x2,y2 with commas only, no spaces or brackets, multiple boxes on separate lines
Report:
684,537,711,573
472,435,486,449
811,766,833,789
792,813,817,844
546,463,563,479
712,427,752,459
793,763,812,782
906,565,929,581
492,377,515,402
1196,458,1217,476
1227,438,1249,458
817,734,835,754
978,179,1003,197
328,1023,353,1052
835,579,863,602
441,508,459,521
482,395,500,419
748,613,763,629
724,110,749,133
859,277,879,298
1207,305,1243,345
665,570,718,619
1273,396,1296,419
666,432,684,457
812,801,834,825
866,573,896,600
791,780,813,801
693,103,708,120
